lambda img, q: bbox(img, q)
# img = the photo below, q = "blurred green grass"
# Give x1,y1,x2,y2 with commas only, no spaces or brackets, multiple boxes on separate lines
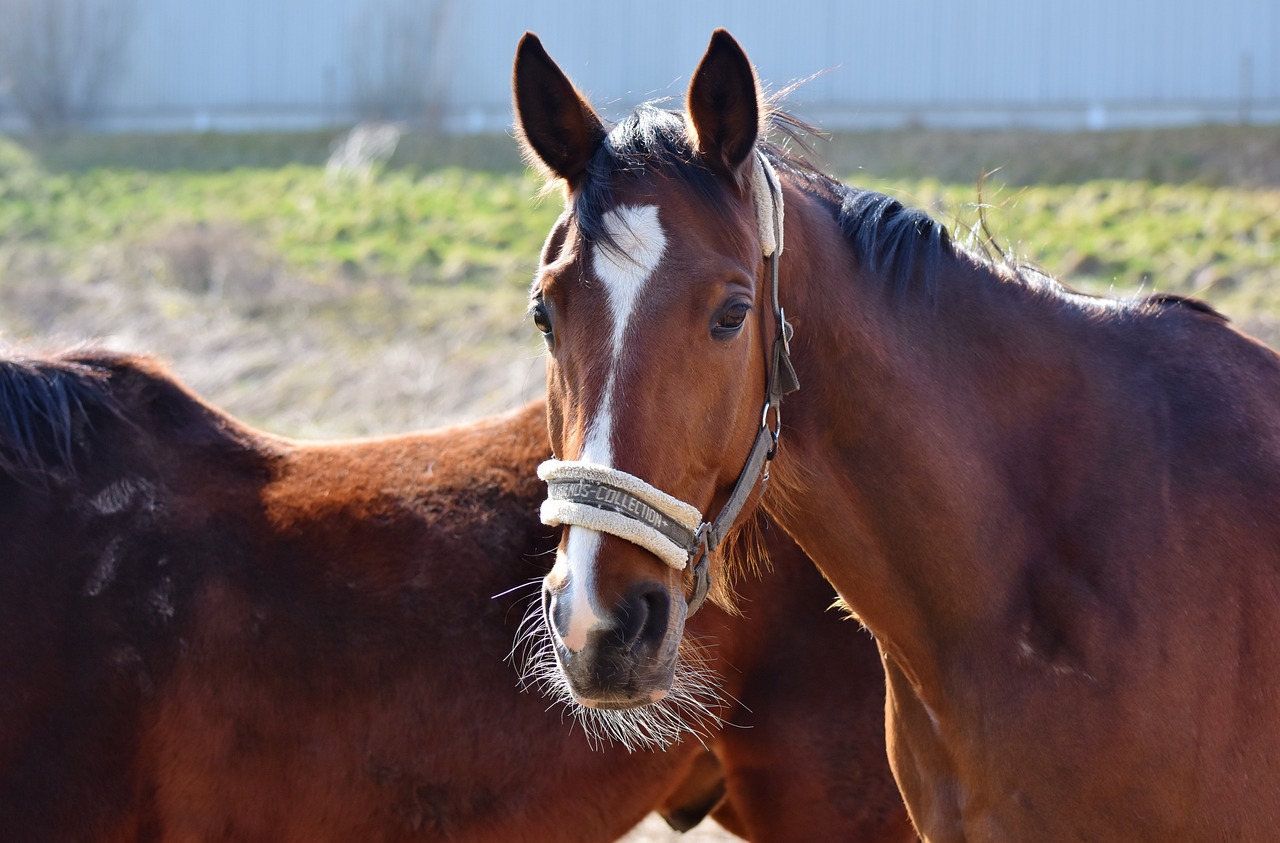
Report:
0,148,560,288
0,133,561,436
3,129,1278,314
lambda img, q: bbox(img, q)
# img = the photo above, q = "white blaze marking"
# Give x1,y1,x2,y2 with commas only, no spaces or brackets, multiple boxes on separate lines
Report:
554,529,605,652
557,204,667,651
592,204,668,360
583,201,667,466
580,204,668,466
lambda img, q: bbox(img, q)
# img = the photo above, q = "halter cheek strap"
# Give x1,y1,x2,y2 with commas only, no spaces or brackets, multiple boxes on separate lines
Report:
538,151,799,616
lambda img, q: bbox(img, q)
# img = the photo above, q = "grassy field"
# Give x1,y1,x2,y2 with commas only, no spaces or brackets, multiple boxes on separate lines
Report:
2,125,1279,439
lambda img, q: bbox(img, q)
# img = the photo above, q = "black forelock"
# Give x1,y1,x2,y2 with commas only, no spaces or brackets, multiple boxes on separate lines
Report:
567,100,959,301
571,104,738,254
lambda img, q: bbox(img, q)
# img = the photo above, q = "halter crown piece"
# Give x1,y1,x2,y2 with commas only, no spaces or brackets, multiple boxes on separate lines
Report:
539,151,799,616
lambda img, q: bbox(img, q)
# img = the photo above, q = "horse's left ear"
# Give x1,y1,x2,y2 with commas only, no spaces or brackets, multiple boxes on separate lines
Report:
686,30,762,180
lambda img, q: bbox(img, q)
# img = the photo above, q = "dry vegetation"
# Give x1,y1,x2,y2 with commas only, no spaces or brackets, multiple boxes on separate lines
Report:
0,220,546,437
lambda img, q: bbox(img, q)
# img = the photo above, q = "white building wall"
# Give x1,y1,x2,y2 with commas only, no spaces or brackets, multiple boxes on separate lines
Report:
3,0,1277,132
446,0,1280,131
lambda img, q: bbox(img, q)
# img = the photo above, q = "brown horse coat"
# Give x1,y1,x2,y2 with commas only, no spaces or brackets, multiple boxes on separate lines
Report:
0,350,910,842
513,28,1280,842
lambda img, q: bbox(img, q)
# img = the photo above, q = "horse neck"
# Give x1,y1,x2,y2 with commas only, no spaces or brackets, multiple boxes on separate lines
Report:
764,181,1102,694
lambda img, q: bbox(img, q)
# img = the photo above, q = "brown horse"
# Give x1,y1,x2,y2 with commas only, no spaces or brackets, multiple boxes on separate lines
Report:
513,29,1280,842
0,349,911,842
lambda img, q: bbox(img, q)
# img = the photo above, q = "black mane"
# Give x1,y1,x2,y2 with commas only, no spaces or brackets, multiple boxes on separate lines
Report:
571,102,957,298
832,181,953,301
0,348,270,488
0,352,120,483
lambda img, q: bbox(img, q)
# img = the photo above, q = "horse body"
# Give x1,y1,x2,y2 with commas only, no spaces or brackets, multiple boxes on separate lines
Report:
0,351,910,841
772,199,1280,838
513,29,1280,840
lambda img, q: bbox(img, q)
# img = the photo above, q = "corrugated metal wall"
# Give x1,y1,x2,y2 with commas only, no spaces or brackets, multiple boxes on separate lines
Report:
5,0,1278,132
454,0,1280,129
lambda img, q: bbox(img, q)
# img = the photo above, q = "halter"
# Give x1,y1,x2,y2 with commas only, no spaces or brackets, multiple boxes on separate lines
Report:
539,151,799,616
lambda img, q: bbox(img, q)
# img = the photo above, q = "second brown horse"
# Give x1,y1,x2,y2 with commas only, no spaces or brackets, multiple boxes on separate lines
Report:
0,350,910,842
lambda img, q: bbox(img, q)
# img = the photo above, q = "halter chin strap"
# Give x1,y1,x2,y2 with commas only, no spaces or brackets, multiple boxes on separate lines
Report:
539,151,799,616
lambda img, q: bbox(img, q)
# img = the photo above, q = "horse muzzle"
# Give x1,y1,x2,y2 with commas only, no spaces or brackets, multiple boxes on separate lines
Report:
542,577,684,709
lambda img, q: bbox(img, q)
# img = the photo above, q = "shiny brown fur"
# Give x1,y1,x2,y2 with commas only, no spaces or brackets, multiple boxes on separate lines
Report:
515,27,1280,843
0,350,911,842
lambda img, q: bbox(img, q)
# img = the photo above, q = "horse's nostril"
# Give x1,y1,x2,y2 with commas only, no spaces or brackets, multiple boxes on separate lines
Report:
620,584,670,651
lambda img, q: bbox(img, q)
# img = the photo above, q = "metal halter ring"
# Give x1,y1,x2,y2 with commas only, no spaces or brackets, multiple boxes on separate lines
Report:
762,402,782,460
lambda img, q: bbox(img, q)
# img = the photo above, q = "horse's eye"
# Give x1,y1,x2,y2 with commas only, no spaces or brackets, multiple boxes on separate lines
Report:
712,302,751,339
530,299,554,339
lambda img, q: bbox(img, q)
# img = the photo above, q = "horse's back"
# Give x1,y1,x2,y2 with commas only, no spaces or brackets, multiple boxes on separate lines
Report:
0,352,269,839
1165,318,1280,827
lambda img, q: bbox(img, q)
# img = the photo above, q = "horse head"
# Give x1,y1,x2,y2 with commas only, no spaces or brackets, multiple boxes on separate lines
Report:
514,31,790,709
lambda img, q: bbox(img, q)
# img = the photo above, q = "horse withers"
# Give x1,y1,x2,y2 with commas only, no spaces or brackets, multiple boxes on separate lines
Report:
514,29,1280,841
0,350,910,842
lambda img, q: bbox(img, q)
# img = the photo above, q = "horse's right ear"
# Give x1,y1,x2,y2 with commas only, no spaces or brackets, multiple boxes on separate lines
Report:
513,33,604,187
687,30,762,180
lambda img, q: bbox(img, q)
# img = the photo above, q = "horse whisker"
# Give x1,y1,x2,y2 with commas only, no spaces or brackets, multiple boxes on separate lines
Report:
491,577,544,601
510,596,728,751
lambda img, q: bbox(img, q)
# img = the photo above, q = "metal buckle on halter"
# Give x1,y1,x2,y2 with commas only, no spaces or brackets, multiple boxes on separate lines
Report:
688,521,714,564
762,401,781,461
